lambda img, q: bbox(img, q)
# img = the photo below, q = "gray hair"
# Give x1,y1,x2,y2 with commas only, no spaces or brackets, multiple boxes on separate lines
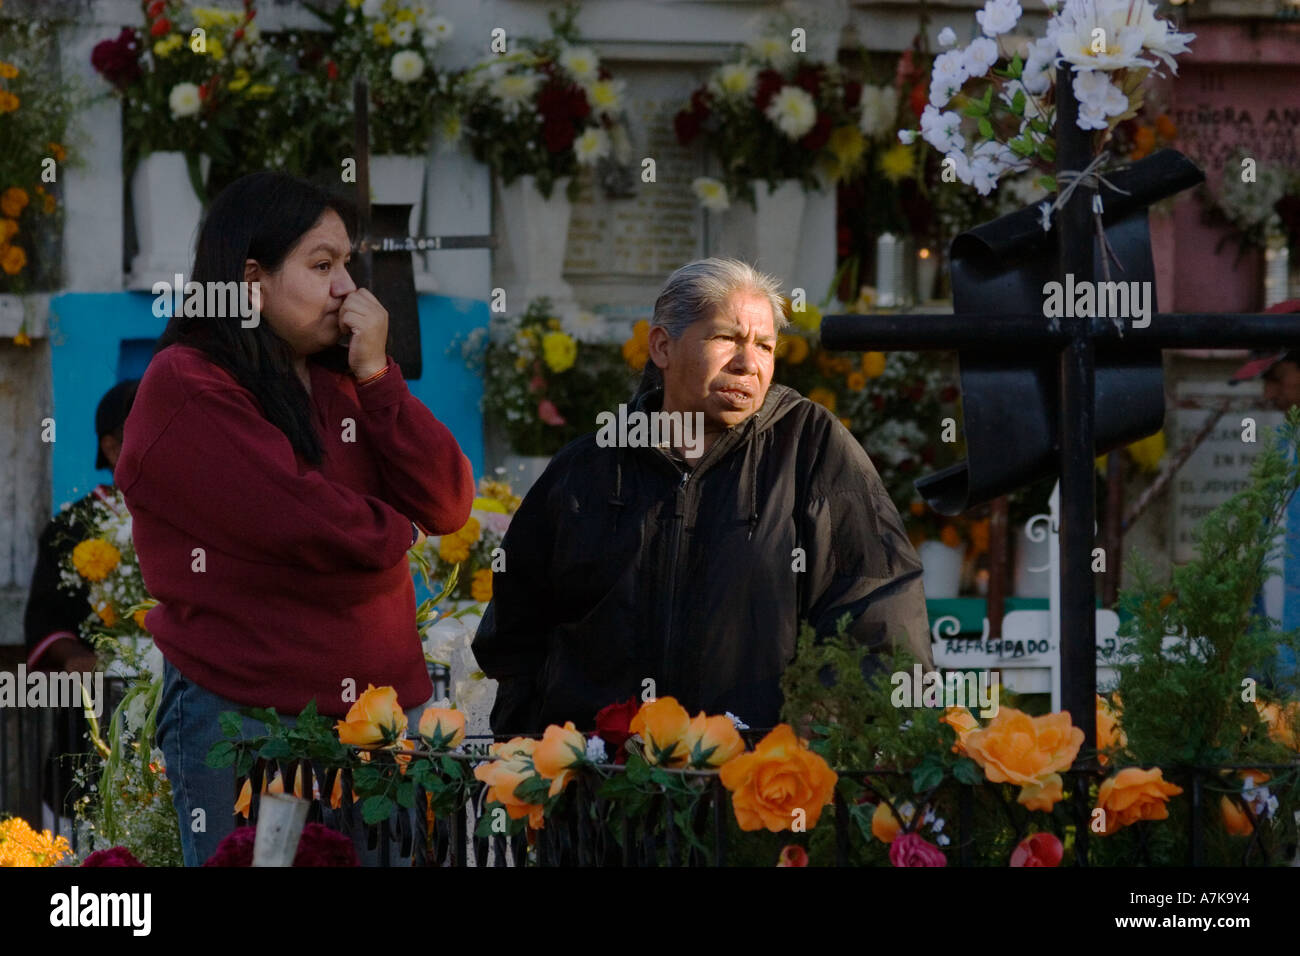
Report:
634,258,787,401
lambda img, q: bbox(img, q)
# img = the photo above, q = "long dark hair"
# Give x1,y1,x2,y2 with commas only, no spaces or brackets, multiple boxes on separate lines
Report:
153,172,355,466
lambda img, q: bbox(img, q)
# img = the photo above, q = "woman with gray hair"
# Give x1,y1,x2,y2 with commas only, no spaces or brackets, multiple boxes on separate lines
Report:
474,256,932,735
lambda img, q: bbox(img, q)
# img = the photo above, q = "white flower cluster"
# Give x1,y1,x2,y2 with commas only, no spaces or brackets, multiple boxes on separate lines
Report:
1242,775,1280,821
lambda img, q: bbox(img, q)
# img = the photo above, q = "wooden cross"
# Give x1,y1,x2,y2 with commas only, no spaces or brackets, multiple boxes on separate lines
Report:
820,67,1300,763
347,79,496,379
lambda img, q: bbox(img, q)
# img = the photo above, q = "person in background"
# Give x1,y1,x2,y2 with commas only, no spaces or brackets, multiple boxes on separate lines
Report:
23,379,139,832
1229,298,1300,693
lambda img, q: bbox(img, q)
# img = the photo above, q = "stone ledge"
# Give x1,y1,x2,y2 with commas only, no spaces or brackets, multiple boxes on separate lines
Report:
0,294,51,338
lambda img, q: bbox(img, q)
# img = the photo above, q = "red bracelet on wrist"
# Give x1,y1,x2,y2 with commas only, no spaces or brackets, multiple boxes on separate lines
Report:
356,364,389,387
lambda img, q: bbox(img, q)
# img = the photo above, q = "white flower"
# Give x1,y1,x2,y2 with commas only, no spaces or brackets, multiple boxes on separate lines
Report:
390,49,426,84
946,149,974,186
692,176,729,211
938,27,957,47
970,155,1002,195
936,833,951,847
168,82,201,119
362,0,384,17
725,711,749,730
560,305,605,343
963,37,1000,78
1132,3,1194,74
976,0,1022,37
1072,69,1128,131
573,127,611,165
392,20,415,46
584,77,625,119
124,693,149,734
920,104,964,153
765,85,818,140
559,45,600,83
709,62,759,100
898,129,918,145
858,84,899,139
421,15,453,49
931,49,969,90
1038,200,1054,232
585,736,608,763
746,34,794,70
1052,0,1152,72
143,644,164,677
490,71,541,108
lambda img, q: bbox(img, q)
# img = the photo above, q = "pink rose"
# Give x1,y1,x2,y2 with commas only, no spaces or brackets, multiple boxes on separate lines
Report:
889,832,947,867
538,399,566,426
1010,832,1063,867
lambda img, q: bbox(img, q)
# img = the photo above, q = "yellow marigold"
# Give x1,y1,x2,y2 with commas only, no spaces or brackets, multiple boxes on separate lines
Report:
0,61,18,79
879,142,916,183
95,602,116,627
72,538,120,581
789,301,822,333
828,124,866,172
471,568,493,602
846,371,866,392
0,218,17,242
0,186,27,217
13,329,31,347
0,816,72,867
0,90,18,113
622,319,650,370
1,244,26,275
541,331,577,373
807,387,837,413
862,351,887,377
373,22,393,45
438,533,470,563
457,515,481,544
132,607,150,632
777,333,809,364
47,142,66,163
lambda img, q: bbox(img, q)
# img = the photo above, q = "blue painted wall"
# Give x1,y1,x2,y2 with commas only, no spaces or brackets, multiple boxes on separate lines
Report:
48,292,487,512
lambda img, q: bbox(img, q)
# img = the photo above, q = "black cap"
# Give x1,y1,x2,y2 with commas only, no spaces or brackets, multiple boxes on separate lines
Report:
95,380,140,471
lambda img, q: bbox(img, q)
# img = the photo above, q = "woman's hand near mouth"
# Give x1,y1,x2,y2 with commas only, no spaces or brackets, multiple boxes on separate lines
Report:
338,288,389,380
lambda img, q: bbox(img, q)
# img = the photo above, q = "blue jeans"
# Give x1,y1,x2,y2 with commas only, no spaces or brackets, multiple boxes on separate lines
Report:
156,658,432,867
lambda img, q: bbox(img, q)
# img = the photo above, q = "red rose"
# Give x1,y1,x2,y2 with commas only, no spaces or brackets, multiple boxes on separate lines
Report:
204,823,359,866
777,845,809,867
595,697,638,763
82,846,144,867
147,0,167,18
754,69,784,111
674,108,702,145
542,117,576,153
889,832,947,867
91,28,143,91
843,80,862,109
799,114,833,152
150,17,172,37
689,88,712,116
794,65,824,97
1010,832,1063,867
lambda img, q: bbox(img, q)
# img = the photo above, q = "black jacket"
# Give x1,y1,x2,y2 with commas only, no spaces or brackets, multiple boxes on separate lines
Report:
472,384,934,734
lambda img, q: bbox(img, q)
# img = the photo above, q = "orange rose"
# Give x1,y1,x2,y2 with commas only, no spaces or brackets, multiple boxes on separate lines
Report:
964,707,1084,787
1255,700,1299,751
335,684,408,749
940,706,980,755
682,712,745,768
871,801,901,843
1220,795,1253,837
718,724,838,833
1094,767,1183,836
394,737,418,775
630,696,692,767
533,720,587,796
473,753,546,829
1016,772,1064,812
1096,694,1126,765
417,706,466,750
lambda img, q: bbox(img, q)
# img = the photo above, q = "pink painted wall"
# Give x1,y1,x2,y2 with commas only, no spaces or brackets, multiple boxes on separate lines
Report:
1164,21,1300,313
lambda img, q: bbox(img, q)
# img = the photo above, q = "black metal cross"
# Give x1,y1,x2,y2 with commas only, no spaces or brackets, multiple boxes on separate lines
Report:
821,66,1300,756
348,79,496,379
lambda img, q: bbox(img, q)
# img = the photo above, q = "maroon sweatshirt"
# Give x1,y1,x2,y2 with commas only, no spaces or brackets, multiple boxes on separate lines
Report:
115,344,474,717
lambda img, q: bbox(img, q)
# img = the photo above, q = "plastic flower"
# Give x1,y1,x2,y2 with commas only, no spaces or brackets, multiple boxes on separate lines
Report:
335,684,408,749
871,801,902,843
533,720,588,796
72,538,121,581
390,49,425,84
1220,796,1253,837
1010,832,1063,866
541,330,577,372
682,712,746,768
691,176,729,211
962,37,1000,79
940,705,979,753
889,832,947,866
630,696,692,767
720,724,838,832
573,128,611,166
168,82,201,118
417,706,466,750
1016,772,1064,811
976,0,1022,37
765,85,817,140
1094,767,1183,835
963,707,1084,788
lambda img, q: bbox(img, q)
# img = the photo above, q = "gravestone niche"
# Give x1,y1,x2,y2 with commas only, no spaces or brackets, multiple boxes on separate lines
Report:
915,149,1205,515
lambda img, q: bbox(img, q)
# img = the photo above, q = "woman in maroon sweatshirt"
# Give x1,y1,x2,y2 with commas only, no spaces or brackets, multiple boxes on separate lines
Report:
115,172,474,865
